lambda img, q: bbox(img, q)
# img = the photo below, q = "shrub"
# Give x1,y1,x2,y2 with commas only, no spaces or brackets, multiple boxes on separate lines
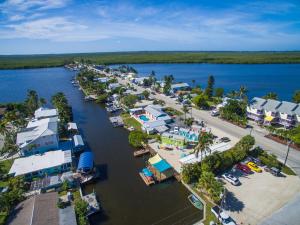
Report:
182,163,202,184
128,131,147,148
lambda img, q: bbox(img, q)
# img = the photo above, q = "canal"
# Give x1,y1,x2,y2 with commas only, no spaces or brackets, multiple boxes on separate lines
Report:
0,67,203,225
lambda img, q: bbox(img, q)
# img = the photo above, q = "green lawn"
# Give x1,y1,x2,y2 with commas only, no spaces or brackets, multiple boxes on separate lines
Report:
282,165,296,176
0,159,13,187
121,113,142,131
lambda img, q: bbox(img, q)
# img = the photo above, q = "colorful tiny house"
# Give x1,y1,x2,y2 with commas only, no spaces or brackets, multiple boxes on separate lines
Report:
161,132,186,148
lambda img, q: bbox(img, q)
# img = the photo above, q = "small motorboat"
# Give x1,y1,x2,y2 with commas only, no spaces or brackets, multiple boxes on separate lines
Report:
188,194,203,210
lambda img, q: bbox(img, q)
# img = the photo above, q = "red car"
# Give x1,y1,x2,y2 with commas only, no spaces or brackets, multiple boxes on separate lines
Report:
236,163,251,174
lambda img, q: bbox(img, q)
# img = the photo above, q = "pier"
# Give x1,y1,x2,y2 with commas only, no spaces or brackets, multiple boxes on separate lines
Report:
133,148,149,157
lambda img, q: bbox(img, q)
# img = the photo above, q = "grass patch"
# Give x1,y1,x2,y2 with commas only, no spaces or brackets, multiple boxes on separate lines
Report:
0,159,13,187
281,165,296,176
0,211,8,225
121,113,142,131
164,107,183,116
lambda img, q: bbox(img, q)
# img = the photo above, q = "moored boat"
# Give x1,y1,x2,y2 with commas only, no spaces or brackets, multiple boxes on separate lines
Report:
188,194,203,210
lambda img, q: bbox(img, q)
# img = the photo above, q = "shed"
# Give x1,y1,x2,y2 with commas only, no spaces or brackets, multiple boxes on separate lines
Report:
77,152,94,173
73,135,84,152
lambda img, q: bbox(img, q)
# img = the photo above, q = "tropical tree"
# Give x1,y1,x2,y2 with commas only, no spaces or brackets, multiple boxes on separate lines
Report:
263,92,278,100
182,105,189,121
193,94,209,109
214,87,224,98
239,85,248,101
39,97,47,107
292,90,300,103
227,90,238,99
142,90,150,100
205,75,215,99
25,90,39,115
194,132,214,160
198,171,224,202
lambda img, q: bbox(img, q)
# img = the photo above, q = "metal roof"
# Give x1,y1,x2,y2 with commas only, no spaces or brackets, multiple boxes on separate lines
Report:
249,97,267,109
77,152,93,172
262,99,281,112
277,101,298,115
144,105,166,118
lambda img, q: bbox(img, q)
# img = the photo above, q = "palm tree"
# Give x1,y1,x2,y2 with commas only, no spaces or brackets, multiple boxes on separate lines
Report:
239,86,248,100
263,92,278,100
39,97,47,107
182,105,189,121
227,90,238,99
194,132,214,160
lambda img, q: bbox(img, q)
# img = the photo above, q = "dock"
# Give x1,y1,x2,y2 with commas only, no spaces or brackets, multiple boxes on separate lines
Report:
139,172,155,186
109,116,124,127
133,148,150,157
82,192,100,216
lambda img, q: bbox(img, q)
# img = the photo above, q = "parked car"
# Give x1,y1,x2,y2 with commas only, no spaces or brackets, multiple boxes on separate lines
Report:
220,137,231,143
211,206,237,225
246,156,262,166
264,167,281,176
174,127,179,133
222,173,240,185
235,163,252,174
211,109,220,116
247,162,262,173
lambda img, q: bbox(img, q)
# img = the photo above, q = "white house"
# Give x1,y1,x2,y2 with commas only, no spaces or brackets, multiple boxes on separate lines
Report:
34,107,58,120
261,99,282,125
133,77,150,86
170,83,190,93
144,105,172,122
9,150,72,178
142,120,169,134
294,105,300,125
247,97,267,123
108,83,121,90
17,117,59,156
277,101,298,128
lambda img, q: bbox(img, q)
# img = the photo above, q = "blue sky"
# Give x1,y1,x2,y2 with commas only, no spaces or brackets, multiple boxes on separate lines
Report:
0,0,300,54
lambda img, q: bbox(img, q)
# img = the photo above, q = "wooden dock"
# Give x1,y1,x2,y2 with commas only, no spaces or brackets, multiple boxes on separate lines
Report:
133,149,150,157
109,116,124,127
139,172,155,186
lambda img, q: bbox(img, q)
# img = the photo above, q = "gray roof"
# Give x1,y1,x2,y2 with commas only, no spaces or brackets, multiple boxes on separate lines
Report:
144,105,166,118
34,107,58,119
277,101,298,115
73,135,84,147
143,120,166,129
171,83,190,89
249,97,267,110
262,99,281,112
294,104,300,116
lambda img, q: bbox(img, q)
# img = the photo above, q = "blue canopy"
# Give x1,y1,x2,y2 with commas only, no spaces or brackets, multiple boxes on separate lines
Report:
152,160,171,173
142,168,153,177
77,152,93,172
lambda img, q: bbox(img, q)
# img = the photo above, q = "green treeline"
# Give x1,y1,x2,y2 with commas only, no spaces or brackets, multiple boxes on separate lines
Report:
1,51,300,69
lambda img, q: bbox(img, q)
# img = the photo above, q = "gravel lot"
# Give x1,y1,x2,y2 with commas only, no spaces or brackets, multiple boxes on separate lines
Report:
222,168,300,225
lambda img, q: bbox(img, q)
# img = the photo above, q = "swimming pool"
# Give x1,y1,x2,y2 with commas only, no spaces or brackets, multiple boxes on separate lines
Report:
139,115,150,122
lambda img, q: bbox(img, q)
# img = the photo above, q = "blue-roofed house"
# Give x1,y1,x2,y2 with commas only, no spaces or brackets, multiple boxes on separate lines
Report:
77,152,94,174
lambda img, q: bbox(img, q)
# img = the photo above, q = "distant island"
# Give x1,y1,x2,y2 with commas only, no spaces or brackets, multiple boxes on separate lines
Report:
1,51,300,69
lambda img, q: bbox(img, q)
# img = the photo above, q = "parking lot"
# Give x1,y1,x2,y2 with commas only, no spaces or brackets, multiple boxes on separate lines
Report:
222,168,300,225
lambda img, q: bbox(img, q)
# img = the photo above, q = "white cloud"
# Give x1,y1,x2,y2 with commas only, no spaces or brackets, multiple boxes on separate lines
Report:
1,0,70,12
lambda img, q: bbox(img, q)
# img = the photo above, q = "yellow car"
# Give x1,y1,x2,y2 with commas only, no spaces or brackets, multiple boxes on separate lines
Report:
247,162,262,173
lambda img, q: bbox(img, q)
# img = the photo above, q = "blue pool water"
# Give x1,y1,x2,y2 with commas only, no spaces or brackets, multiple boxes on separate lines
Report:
139,115,150,122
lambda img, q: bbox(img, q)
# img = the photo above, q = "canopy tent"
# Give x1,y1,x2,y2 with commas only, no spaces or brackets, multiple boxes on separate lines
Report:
148,154,162,165
265,115,274,122
152,160,171,173
77,152,93,173
142,168,153,177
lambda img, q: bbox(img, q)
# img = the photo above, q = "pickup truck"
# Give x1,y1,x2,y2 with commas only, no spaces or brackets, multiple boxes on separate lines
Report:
211,206,236,225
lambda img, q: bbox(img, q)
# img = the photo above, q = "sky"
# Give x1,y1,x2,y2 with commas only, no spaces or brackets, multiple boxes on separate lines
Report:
0,0,300,54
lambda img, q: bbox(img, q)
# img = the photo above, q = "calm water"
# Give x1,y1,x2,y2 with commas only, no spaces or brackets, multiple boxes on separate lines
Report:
0,68,202,225
122,63,300,101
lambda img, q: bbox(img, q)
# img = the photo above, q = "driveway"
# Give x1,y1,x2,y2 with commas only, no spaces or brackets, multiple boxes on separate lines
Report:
222,171,300,225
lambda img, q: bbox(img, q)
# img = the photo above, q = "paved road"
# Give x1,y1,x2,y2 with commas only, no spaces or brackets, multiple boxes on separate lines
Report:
118,78,300,176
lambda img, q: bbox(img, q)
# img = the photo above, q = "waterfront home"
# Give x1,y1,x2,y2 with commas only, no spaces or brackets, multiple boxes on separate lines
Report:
108,83,121,90
148,154,173,182
126,72,137,80
247,97,267,123
72,134,84,153
34,107,58,120
8,192,71,225
144,105,172,122
17,117,59,156
170,83,190,93
161,132,186,149
95,77,111,83
9,150,72,178
277,101,299,128
142,120,169,134
295,105,300,125
262,99,282,125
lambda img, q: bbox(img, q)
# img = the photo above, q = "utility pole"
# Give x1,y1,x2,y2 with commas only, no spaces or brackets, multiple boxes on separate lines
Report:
284,140,292,166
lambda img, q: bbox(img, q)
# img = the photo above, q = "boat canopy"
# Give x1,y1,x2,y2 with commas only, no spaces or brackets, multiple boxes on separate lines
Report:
142,168,153,177
73,135,84,147
152,160,171,173
148,154,162,165
77,152,93,172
